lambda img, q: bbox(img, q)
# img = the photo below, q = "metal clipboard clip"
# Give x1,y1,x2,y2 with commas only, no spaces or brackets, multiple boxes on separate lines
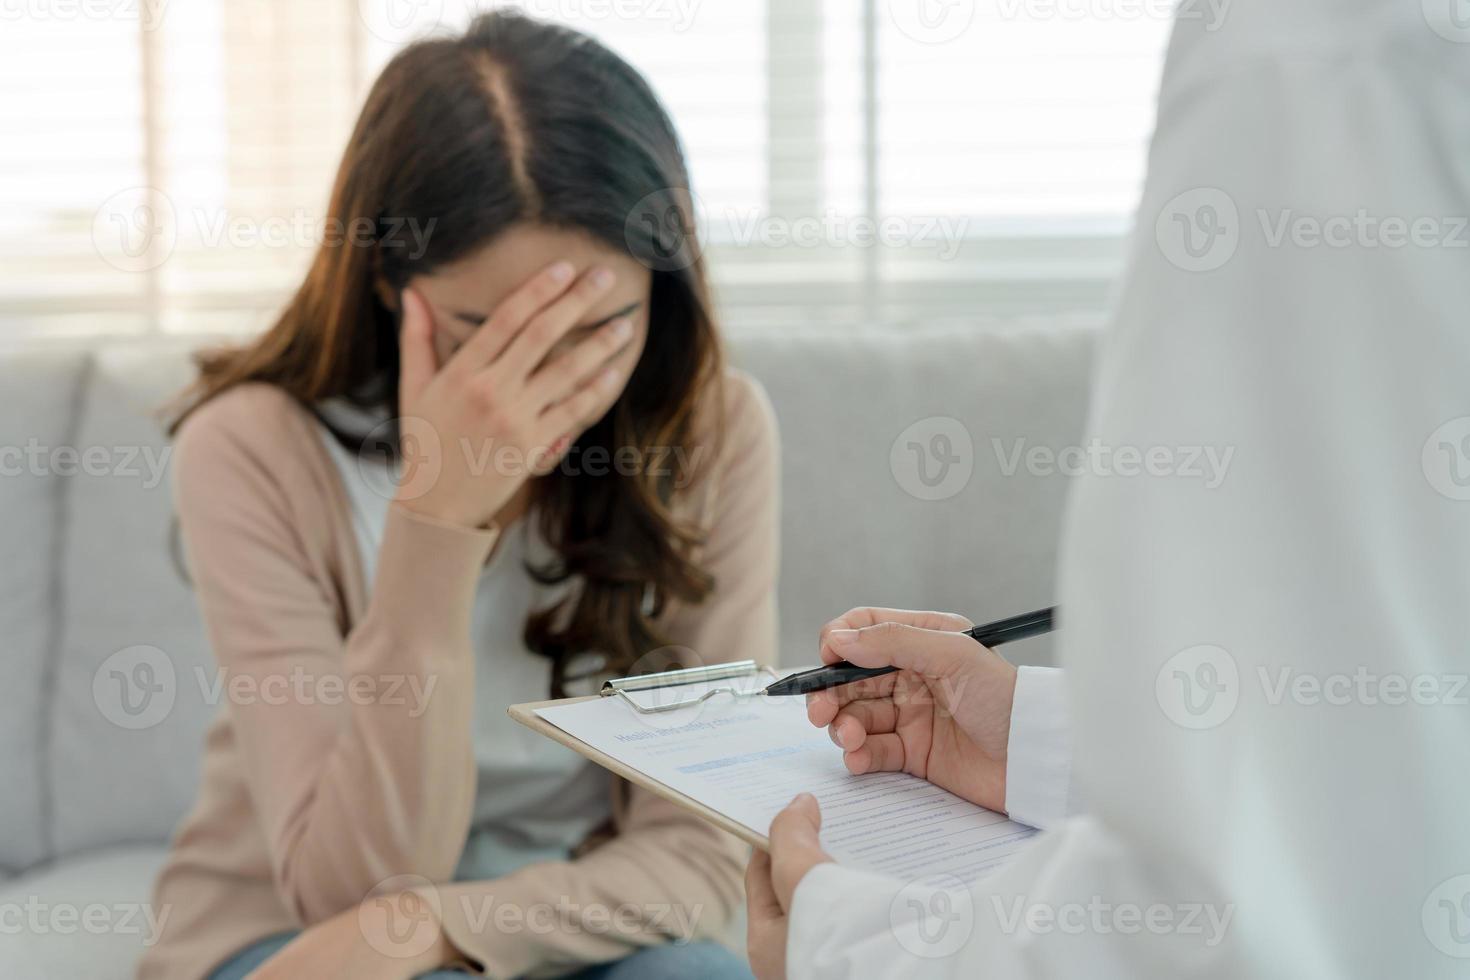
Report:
600,660,779,715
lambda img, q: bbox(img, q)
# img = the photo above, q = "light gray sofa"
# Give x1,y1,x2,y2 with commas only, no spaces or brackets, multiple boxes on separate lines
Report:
0,320,1097,978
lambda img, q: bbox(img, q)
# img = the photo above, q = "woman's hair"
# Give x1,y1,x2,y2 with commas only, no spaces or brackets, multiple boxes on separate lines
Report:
171,11,723,696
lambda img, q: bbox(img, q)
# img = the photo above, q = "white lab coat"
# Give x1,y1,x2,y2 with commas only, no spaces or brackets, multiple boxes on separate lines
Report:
786,2,1470,976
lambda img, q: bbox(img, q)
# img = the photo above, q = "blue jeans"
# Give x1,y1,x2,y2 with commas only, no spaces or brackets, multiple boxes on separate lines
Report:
209,931,753,980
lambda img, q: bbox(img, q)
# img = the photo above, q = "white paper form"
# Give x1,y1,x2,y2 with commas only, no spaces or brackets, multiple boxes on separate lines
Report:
535,682,1037,883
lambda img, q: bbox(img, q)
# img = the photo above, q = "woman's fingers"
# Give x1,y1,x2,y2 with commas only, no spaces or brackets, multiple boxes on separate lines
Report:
524,315,634,409
397,288,438,405
842,733,908,776
493,267,617,382
446,260,578,373
537,363,624,443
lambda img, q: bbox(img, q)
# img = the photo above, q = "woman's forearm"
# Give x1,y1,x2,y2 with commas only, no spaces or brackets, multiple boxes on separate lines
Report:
177,408,497,923
423,787,747,977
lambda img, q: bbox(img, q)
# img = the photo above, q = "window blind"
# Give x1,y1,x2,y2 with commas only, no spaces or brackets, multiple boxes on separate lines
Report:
0,0,1172,336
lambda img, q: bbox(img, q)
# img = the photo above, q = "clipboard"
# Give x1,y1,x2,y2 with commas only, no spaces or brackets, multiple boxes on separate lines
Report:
508,659,779,850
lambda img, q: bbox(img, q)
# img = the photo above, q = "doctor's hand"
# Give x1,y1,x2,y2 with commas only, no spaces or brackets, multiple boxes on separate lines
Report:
745,794,832,980
810,608,1018,814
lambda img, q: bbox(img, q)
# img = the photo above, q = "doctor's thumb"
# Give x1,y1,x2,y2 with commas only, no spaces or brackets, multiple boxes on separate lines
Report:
769,794,834,910
771,793,823,843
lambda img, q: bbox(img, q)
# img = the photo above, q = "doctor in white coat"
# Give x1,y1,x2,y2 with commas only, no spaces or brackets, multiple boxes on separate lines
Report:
746,0,1470,976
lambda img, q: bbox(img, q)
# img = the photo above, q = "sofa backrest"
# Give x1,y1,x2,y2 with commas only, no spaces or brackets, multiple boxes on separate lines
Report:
0,347,89,873
0,320,1098,872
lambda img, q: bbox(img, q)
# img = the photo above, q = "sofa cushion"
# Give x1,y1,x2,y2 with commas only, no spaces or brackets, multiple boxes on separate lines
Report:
0,845,170,980
48,342,218,857
728,320,1098,668
0,347,88,873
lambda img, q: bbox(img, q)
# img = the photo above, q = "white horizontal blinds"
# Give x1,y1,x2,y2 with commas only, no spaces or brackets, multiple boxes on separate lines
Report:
0,0,1172,337
879,6,1170,219
0,0,359,336
711,0,871,315
872,2,1171,319
152,0,359,333
0,11,150,334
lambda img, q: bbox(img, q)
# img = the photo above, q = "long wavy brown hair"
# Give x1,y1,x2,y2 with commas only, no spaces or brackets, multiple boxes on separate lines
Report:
170,12,725,696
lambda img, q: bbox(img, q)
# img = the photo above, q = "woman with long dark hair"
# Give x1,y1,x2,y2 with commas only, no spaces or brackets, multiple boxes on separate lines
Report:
139,12,775,980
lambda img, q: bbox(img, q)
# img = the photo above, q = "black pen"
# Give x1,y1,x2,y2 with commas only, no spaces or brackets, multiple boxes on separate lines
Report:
761,606,1056,698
